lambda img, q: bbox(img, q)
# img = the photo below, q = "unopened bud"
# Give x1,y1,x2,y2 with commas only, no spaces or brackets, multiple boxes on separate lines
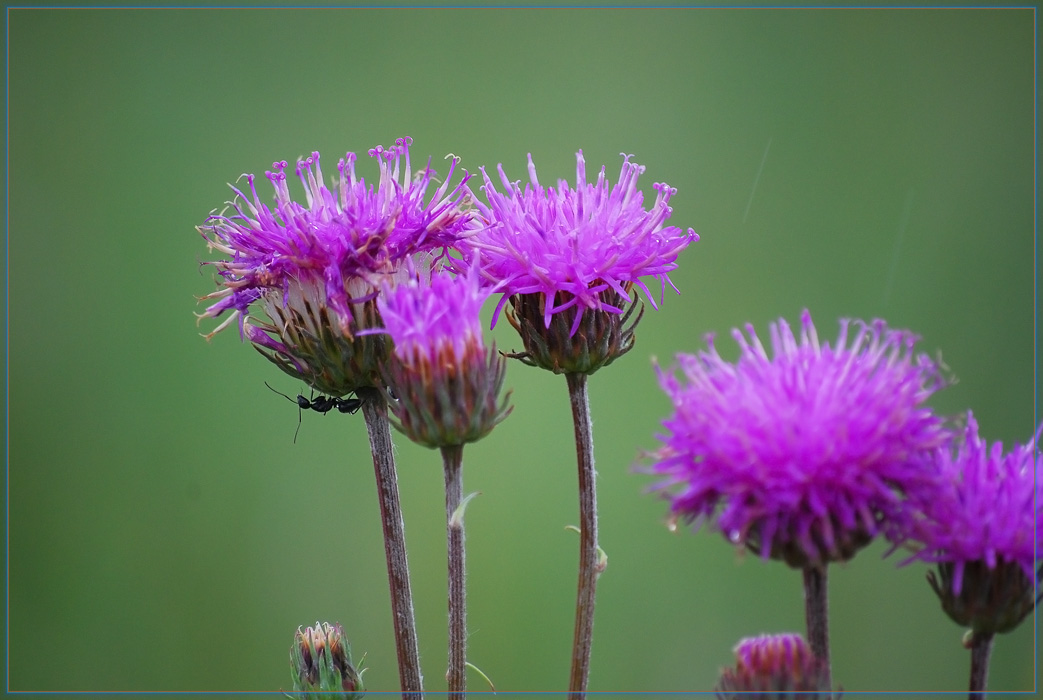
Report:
289,621,364,699
716,633,834,699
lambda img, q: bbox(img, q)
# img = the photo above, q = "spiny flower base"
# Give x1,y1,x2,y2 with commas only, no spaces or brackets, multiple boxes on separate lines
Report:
928,559,1041,636
253,296,390,397
385,342,511,449
743,515,877,570
505,289,643,376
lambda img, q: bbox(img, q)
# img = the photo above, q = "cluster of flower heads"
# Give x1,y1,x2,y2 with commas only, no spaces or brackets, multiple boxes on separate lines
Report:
459,150,698,335
647,310,951,569
197,138,1043,688
198,139,699,388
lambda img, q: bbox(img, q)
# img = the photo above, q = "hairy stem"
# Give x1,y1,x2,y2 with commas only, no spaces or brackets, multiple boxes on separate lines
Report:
803,565,832,695
968,631,994,699
566,372,599,700
359,387,423,699
441,444,467,700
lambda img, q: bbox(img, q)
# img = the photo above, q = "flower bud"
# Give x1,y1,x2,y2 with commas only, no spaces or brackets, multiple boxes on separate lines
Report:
378,265,512,448
289,622,364,699
715,633,833,699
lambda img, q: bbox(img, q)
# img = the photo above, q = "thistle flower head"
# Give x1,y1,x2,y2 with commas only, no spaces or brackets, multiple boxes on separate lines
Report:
464,150,698,324
458,150,696,373
377,263,512,448
716,633,832,698
379,261,488,370
197,138,473,394
907,413,1042,634
646,309,950,568
289,621,364,700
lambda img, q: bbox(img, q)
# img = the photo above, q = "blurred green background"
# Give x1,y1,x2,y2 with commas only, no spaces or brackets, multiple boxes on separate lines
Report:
7,7,1037,696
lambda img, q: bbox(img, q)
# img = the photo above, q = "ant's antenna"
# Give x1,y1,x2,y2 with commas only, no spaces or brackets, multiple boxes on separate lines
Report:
265,381,303,443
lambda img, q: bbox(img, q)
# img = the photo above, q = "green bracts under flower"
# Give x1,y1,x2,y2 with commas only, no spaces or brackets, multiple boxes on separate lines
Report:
289,622,365,700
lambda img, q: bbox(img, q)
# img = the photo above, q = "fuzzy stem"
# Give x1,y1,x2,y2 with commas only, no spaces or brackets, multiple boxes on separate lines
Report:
566,372,599,700
968,631,994,699
359,387,423,700
803,565,832,695
441,444,467,700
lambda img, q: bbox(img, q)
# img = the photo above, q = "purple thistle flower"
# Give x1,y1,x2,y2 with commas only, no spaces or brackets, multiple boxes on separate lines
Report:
196,138,473,394
458,150,697,374
463,150,697,330
377,264,512,448
646,309,950,569
907,413,1041,635
716,633,831,698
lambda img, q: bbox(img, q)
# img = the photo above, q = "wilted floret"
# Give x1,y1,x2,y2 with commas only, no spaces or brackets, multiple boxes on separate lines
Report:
716,633,832,698
647,310,949,568
908,413,1042,634
197,138,472,394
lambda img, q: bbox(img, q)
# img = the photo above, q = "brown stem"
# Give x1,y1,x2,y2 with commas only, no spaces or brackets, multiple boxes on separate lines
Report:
441,444,467,700
566,372,599,700
803,565,832,695
968,631,994,699
359,387,423,700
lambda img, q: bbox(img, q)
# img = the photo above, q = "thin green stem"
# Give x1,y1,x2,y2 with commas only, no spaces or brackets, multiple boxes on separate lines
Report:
441,444,467,700
968,631,994,699
358,387,423,700
566,372,599,700
803,565,832,695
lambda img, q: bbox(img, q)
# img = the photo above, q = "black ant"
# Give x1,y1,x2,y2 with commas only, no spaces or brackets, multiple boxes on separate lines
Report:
265,382,363,443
